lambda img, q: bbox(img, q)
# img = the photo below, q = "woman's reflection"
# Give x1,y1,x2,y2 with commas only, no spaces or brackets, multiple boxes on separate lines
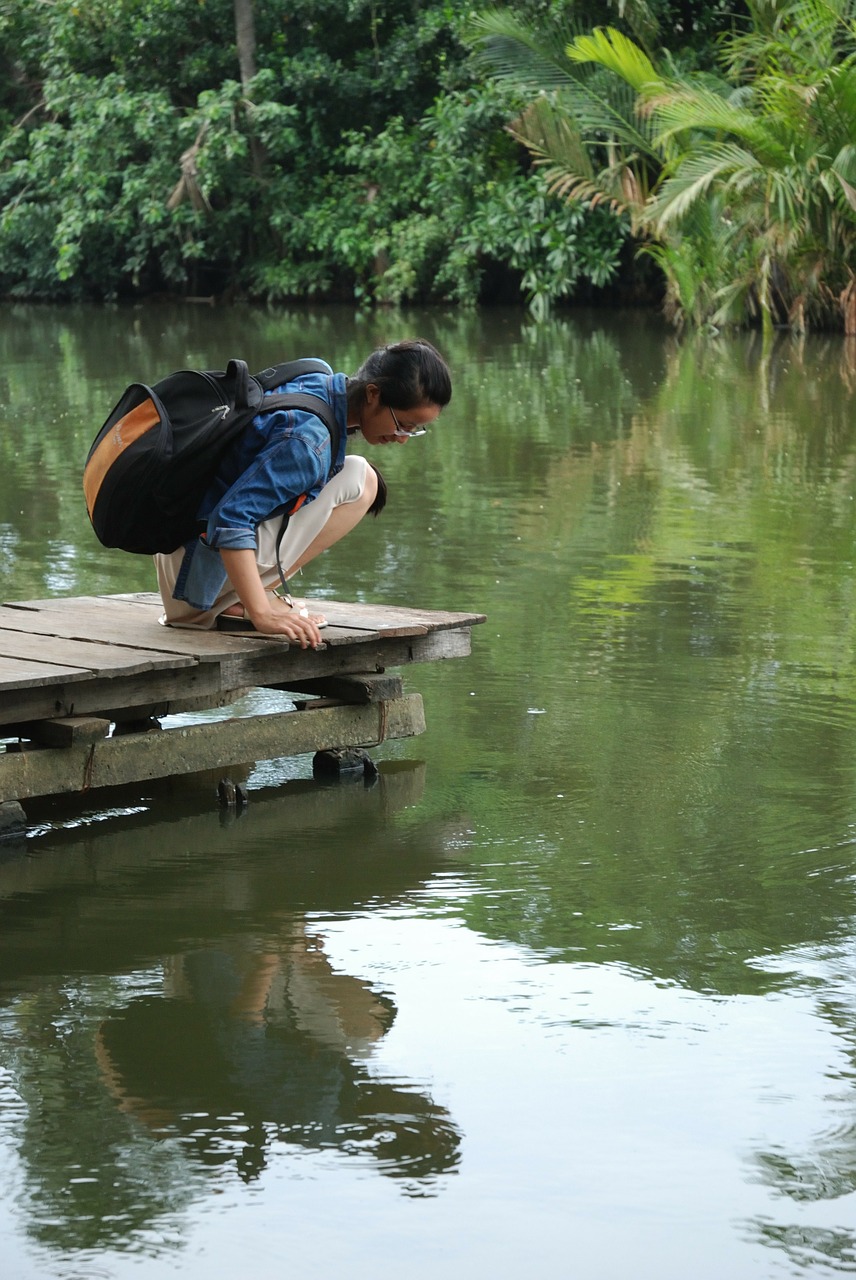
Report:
94,922,460,1190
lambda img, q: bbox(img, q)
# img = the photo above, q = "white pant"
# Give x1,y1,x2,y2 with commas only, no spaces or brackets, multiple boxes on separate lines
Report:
155,454,371,629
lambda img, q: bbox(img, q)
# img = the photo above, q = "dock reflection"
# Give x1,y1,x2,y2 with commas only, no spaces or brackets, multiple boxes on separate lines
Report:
0,764,463,1253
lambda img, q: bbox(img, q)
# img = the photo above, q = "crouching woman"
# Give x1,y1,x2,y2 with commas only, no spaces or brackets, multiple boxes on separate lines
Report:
155,338,451,648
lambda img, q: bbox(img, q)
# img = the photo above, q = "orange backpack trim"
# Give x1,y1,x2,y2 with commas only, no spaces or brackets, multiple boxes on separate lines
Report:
83,397,160,518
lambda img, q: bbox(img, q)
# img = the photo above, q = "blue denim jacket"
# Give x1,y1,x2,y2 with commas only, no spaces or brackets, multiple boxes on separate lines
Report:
171,366,349,610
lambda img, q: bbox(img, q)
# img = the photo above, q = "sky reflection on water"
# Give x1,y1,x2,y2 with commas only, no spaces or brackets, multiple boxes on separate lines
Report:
2,305,856,1277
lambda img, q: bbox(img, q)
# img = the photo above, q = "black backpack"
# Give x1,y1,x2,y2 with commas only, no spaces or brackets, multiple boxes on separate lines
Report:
83,357,341,556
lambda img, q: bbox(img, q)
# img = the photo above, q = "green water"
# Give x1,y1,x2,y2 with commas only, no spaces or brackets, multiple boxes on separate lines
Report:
1,303,856,1278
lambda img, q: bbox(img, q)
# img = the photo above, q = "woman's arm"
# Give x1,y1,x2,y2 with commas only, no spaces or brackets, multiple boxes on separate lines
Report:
220,547,323,646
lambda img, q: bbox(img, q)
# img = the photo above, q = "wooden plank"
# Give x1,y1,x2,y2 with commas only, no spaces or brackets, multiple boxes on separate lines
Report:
112,688,254,719
271,673,404,704
0,655,92,688
0,599,425,658
24,717,112,748
0,624,472,729
310,599,487,631
215,625,473,691
98,591,432,639
0,600,247,661
101,591,486,631
9,592,486,635
0,666,225,730
0,695,426,802
98,592,163,604
0,627,197,676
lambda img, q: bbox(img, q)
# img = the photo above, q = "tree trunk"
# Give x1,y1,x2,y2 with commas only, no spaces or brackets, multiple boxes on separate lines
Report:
841,276,856,337
233,0,264,179
233,0,257,89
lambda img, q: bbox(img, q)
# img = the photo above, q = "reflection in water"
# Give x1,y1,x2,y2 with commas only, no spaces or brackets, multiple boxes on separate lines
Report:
751,1223,856,1274
737,952,856,1272
93,932,458,1189
5,307,856,1273
0,766,462,1253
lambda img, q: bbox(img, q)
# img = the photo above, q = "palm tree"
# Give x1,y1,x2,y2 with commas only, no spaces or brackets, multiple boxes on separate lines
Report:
472,13,666,230
473,0,856,333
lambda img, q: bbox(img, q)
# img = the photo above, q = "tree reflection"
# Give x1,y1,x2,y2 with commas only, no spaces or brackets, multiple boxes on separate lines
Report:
750,1221,856,1272
0,765,464,1252
741,982,856,1271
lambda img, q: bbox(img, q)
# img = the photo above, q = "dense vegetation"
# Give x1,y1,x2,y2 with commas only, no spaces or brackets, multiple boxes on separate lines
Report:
476,0,856,332
5,0,855,329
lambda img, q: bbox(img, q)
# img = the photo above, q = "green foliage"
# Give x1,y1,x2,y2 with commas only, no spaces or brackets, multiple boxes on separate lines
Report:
0,0,747,308
0,73,182,298
474,0,856,330
448,172,626,314
246,79,627,312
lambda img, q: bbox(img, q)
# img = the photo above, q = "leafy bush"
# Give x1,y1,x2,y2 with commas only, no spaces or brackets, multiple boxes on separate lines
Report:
0,0,727,308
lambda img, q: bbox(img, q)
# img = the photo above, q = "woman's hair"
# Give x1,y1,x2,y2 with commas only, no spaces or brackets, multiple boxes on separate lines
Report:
368,464,387,517
349,338,452,411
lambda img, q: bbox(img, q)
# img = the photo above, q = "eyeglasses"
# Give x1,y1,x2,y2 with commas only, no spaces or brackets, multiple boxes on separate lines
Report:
388,406,428,438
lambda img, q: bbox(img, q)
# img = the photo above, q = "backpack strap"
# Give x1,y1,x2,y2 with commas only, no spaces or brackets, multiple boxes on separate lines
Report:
260,390,341,464
250,386,343,602
225,358,253,410
254,358,332,393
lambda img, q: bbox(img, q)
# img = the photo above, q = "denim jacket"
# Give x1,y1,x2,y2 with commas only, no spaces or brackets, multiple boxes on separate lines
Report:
171,366,349,610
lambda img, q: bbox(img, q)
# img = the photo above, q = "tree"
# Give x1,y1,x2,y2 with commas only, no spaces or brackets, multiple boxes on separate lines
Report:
473,0,856,332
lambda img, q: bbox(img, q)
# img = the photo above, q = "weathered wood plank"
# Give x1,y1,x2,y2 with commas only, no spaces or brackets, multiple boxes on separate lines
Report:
24,717,112,748
10,592,485,633
103,591,436,639
0,695,426,802
0,621,472,729
101,590,487,631
272,673,404,704
0,655,92,688
0,601,247,660
0,599,429,657
294,598,486,632
215,625,472,690
0,666,225,729
0,626,197,676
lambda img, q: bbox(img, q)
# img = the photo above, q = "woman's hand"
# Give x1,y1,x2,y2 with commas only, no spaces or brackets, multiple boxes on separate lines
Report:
221,547,325,647
247,596,325,647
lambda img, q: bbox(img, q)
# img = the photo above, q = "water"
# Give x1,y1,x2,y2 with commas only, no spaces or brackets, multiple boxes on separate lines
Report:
1,304,856,1277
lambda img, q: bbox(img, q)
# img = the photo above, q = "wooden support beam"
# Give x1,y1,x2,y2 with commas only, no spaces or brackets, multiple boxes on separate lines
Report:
22,716,112,748
270,673,404,704
0,695,425,802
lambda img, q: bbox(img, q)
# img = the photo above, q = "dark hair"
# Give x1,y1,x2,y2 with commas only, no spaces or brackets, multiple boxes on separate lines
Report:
368,464,387,516
349,338,452,411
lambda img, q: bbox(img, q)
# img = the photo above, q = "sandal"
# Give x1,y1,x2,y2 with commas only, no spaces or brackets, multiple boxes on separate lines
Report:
216,613,257,632
215,602,329,633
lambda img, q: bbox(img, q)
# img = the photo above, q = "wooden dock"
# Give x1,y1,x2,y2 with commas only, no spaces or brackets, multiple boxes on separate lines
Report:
0,592,484,812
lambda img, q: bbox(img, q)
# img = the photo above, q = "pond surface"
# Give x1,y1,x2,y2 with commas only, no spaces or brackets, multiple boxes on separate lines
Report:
1,303,856,1278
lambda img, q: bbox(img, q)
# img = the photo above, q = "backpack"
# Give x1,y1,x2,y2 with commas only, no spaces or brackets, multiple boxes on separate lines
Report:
83,357,341,556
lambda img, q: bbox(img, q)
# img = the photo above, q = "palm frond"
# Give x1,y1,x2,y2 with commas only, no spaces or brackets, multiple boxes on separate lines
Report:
608,0,662,52
509,97,654,223
781,0,853,65
648,144,765,225
644,85,793,167
566,26,661,93
510,97,595,182
469,10,579,93
834,168,856,210
505,74,659,169
541,165,625,210
818,63,856,139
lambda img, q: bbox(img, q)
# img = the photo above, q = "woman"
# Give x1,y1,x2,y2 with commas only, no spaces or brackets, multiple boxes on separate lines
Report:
155,338,451,648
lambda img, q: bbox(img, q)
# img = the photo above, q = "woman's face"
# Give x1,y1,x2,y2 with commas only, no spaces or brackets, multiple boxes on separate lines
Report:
357,384,442,446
